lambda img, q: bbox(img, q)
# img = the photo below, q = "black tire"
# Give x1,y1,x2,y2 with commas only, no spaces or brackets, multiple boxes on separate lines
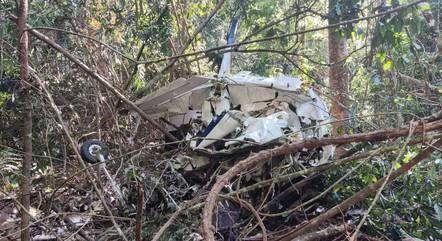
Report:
79,139,109,163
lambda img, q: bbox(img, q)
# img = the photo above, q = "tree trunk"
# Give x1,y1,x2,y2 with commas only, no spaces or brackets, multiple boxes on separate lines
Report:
328,0,349,139
17,0,32,240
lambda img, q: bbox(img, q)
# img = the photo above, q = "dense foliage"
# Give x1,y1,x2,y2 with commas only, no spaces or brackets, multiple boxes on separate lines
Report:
0,0,441,240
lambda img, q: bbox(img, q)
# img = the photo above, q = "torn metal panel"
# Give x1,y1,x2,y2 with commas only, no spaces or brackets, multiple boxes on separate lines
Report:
228,87,311,114
295,89,330,125
168,110,202,130
228,85,277,109
227,71,303,92
189,87,212,110
231,111,289,144
195,110,245,149
135,76,212,115
317,145,336,166
201,87,231,124
208,87,231,116
218,17,239,79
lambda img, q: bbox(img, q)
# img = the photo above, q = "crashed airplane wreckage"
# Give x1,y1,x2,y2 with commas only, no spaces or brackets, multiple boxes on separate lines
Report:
134,18,335,166
135,72,334,160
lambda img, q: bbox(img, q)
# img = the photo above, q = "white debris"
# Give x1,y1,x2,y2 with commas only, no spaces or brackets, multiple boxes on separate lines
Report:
295,89,329,125
316,145,336,166
236,111,290,144
33,234,57,240
227,71,303,91
202,87,231,123
196,110,244,149
68,215,90,227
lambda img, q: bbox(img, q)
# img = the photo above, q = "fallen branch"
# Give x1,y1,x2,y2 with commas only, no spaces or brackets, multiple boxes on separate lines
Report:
260,153,373,218
201,118,442,241
234,198,268,241
230,133,441,197
233,146,387,196
26,26,136,63
277,138,442,241
289,224,348,241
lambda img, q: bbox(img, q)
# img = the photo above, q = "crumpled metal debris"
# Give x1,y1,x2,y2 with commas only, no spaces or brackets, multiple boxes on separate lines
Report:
135,71,332,153
227,111,291,145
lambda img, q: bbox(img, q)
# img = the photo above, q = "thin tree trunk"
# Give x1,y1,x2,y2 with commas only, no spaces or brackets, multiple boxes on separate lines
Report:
17,0,32,240
135,184,144,241
328,0,349,140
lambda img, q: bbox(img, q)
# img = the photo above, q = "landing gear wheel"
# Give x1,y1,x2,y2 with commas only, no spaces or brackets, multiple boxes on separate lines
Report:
79,139,109,163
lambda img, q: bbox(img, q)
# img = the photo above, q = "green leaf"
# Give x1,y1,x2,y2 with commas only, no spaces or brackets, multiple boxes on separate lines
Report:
383,60,393,71
132,77,143,91
419,3,431,11
351,31,356,39
376,52,387,63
